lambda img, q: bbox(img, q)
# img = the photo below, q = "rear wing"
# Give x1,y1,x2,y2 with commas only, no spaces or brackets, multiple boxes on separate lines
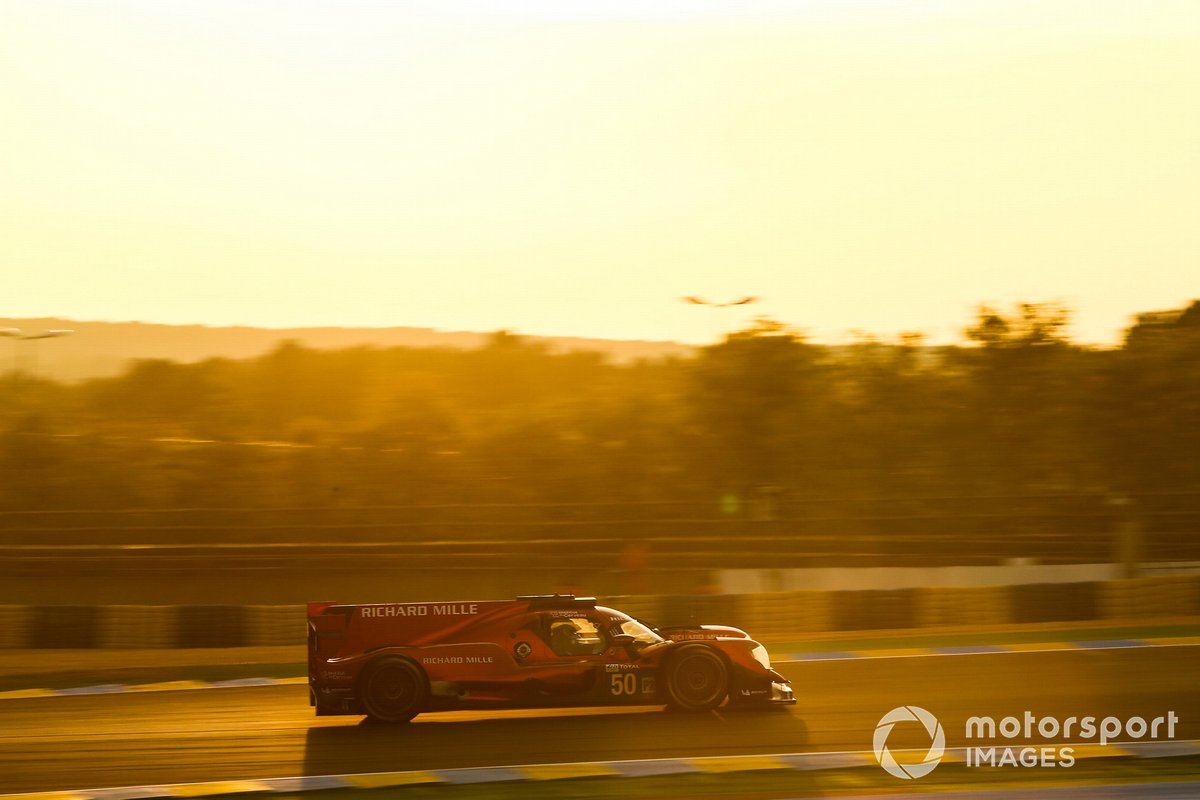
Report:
308,601,338,617
307,602,350,669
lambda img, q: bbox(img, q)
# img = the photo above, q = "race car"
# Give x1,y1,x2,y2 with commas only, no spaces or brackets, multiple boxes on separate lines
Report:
307,594,794,722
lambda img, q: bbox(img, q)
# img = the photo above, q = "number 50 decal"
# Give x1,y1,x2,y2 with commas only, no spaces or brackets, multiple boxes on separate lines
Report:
610,673,637,695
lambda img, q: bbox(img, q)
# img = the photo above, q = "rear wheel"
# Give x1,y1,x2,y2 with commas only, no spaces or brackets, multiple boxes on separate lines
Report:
359,656,427,723
664,645,728,711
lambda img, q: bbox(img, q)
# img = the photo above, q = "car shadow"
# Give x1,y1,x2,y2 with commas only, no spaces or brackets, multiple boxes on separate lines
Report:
302,705,810,778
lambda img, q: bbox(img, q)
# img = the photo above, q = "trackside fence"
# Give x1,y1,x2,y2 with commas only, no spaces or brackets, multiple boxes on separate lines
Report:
2,491,1198,569
0,576,1197,649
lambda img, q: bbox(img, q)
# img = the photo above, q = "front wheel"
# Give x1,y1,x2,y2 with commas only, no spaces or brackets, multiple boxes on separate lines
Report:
663,645,728,711
359,656,428,723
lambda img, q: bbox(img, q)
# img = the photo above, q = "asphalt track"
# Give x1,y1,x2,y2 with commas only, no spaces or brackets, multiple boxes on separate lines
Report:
0,646,1197,795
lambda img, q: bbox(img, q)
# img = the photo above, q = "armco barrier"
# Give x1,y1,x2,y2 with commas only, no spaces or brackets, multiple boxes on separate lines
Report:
176,605,246,648
246,604,304,647
740,590,832,639
101,605,174,649
1,576,1198,649
1008,581,1101,624
960,585,1010,626
830,588,917,630
1128,576,1200,617
28,605,100,648
917,586,1010,627
0,605,29,649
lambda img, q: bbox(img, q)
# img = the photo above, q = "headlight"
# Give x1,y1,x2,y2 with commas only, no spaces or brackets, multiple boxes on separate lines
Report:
750,644,771,669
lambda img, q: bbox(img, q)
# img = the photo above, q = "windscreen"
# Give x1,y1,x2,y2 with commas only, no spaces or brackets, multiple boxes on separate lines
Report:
618,618,664,645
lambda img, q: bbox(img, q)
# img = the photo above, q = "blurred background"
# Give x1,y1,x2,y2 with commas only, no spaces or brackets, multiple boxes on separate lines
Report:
1,300,1196,606
4,0,1198,610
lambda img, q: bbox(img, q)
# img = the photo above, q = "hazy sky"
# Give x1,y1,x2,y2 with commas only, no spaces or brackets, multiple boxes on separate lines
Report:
3,0,1197,344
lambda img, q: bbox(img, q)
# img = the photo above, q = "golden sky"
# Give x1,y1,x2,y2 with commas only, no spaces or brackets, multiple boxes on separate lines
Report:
2,0,1197,344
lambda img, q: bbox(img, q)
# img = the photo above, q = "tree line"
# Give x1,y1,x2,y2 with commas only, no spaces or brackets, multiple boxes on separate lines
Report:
0,302,1197,513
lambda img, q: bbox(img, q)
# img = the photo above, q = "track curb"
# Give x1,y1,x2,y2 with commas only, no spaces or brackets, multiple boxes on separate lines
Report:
2,742,1197,799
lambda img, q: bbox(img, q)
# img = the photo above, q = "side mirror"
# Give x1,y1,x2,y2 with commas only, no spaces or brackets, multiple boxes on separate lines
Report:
612,633,636,647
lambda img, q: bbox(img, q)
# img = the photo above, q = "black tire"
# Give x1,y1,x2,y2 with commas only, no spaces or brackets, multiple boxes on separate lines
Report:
359,656,428,723
663,645,728,711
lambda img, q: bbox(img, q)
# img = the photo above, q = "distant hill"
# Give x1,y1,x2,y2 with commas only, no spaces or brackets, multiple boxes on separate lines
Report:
0,318,696,382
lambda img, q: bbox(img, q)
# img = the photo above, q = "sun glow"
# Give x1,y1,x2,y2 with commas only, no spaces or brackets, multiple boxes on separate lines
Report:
2,1,1197,344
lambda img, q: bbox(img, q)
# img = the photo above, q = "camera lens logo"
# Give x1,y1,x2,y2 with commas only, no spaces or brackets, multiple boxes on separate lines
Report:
874,706,945,779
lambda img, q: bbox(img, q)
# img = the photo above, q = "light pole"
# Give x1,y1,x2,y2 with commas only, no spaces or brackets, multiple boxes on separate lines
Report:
680,296,759,344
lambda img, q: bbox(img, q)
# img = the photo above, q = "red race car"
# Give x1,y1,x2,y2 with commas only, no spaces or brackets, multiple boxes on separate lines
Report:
307,594,794,722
